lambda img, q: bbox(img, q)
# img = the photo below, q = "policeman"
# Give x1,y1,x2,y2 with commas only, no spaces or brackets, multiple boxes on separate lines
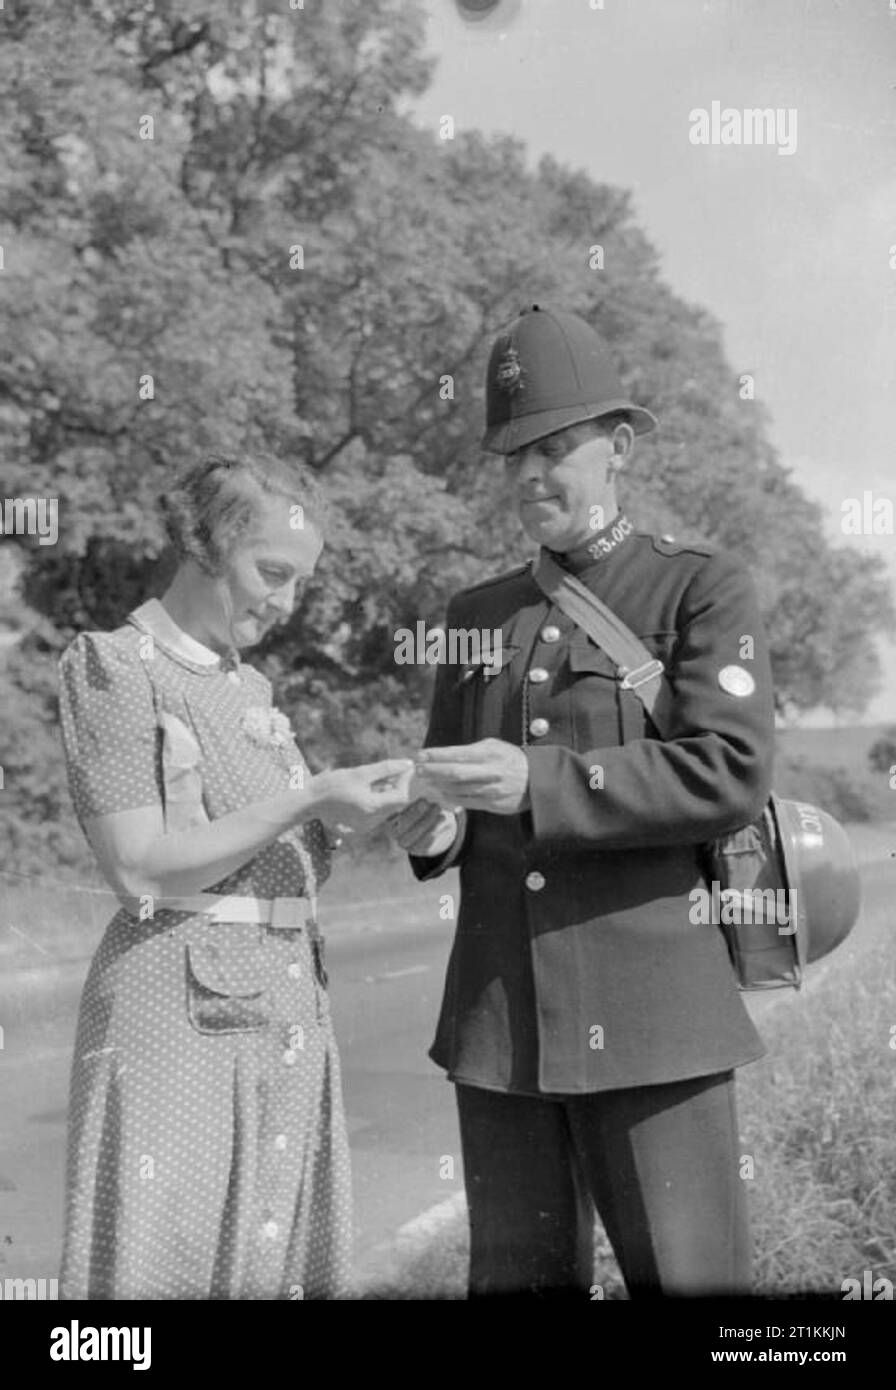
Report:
389,304,775,1298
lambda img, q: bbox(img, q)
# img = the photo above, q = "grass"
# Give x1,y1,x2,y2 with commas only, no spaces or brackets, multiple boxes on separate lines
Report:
741,937,896,1296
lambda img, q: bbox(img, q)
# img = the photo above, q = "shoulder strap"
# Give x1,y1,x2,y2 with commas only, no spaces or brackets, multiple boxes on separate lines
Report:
531,550,675,739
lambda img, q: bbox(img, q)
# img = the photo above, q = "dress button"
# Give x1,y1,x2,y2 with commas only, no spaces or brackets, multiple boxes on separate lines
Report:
283,1049,297,1066
274,1134,288,1152
528,667,549,684
525,871,546,892
541,625,561,643
287,962,302,980
529,717,550,738
262,1220,279,1240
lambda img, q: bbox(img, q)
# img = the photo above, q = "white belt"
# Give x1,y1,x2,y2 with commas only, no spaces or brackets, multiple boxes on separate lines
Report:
154,893,317,932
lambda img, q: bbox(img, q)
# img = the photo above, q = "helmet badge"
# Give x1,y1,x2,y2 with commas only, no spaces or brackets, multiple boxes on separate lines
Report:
495,344,524,394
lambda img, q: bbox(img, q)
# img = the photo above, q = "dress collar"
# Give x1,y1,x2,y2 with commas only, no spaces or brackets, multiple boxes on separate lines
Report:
546,512,636,577
127,598,241,674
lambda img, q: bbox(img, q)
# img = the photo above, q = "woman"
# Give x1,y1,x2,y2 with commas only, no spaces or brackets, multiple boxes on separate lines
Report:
57,452,413,1300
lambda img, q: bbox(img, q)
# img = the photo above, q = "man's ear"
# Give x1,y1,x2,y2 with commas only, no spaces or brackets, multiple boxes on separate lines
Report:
608,422,634,475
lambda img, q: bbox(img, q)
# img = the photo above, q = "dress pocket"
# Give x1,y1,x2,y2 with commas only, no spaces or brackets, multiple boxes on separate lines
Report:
184,936,271,1035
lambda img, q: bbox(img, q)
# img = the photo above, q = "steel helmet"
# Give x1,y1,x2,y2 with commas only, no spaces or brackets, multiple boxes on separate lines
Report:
482,304,658,455
769,794,862,968
708,793,862,991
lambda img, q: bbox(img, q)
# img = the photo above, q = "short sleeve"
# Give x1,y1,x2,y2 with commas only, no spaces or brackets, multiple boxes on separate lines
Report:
58,632,164,820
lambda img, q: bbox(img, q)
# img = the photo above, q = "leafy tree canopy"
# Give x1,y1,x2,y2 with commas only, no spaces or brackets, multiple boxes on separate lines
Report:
1,0,892,868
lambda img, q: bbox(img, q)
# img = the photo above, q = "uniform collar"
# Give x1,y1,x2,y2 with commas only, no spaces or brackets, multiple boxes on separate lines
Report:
128,598,241,673
547,512,635,577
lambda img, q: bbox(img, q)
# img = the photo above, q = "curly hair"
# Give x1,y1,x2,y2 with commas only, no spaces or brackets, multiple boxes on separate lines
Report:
158,453,328,576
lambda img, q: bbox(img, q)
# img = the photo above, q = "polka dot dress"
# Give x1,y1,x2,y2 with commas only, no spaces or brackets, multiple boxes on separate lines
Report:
56,601,352,1300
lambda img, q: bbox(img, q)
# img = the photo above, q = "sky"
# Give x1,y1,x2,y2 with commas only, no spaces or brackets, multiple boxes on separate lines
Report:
410,0,896,724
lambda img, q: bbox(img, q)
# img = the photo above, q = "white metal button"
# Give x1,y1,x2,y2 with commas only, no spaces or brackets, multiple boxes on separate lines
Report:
528,667,549,683
529,717,550,738
274,1134,288,1152
541,625,561,643
283,1049,297,1066
262,1220,279,1239
287,962,302,980
525,871,546,892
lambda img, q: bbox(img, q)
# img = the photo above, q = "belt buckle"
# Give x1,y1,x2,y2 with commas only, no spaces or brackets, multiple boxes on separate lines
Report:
269,896,303,931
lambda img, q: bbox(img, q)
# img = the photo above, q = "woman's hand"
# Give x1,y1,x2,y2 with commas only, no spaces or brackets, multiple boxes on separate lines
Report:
311,759,416,832
387,798,462,857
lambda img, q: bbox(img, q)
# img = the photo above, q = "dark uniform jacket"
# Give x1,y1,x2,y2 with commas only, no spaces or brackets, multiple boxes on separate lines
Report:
411,523,774,1095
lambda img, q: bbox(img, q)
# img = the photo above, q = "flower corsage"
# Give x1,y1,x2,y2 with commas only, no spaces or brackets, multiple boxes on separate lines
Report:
241,704,293,749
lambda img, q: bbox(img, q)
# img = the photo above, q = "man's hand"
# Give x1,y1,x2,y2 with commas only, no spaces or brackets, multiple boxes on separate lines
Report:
413,739,530,815
387,798,462,857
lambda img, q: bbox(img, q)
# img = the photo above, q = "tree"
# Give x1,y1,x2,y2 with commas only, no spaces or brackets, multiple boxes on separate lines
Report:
1,0,892,869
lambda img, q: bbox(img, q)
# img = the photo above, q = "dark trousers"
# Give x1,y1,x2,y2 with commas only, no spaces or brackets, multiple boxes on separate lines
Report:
455,1070,750,1298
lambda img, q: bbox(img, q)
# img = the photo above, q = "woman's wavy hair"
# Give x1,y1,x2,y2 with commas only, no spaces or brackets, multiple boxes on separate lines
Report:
158,453,328,576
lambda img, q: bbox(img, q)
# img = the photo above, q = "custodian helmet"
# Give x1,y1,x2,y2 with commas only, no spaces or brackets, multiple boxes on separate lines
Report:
482,304,658,455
